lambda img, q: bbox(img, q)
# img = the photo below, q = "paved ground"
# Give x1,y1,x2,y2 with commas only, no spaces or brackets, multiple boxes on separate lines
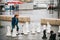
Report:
0,26,60,40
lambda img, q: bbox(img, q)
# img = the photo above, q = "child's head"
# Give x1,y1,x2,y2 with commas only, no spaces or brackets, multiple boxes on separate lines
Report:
14,13,19,18
50,30,54,34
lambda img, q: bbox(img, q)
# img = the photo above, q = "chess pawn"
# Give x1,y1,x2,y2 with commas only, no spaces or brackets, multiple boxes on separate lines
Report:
42,30,47,39
36,23,41,33
18,27,22,36
6,26,11,36
18,24,22,36
58,26,60,33
23,23,28,34
47,22,51,33
21,23,24,35
31,23,35,34
12,26,17,37
26,22,30,33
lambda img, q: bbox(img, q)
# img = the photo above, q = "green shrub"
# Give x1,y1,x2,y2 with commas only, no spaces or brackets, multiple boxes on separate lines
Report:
0,26,3,28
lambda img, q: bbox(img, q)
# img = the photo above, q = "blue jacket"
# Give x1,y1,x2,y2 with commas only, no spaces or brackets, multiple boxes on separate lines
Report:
11,17,19,26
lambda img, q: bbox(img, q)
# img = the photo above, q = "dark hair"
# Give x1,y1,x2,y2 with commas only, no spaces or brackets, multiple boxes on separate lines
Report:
50,30,54,34
14,14,19,17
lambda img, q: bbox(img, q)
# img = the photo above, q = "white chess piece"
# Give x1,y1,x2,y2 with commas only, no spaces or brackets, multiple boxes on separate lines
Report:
18,24,22,36
21,23,24,34
23,23,28,34
36,23,41,33
18,23,24,37
31,23,35,34
26,22,30,33
47,22,51,33
6,26,11,36
12,26,17,37
58,26,60,33
43,25,47,30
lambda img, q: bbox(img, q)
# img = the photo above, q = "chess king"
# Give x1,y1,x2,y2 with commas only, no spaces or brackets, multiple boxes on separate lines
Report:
11,13,19,35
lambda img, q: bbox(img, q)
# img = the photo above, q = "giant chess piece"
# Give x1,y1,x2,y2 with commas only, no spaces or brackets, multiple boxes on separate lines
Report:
58,26,60,37
18,24,22,36
6,26,11,36
47,22,51,33
31,23,36,34
43,25,47,30
26,22,30,33
42,30,47,39
49,31,56,40
21,24,24,35
12,26,17,37
58,26,60,33
23,23,28,34
36,23,41,33
24,22,28,34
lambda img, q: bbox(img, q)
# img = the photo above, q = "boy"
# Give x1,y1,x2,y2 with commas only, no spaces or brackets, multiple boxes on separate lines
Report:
11,14,19,35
